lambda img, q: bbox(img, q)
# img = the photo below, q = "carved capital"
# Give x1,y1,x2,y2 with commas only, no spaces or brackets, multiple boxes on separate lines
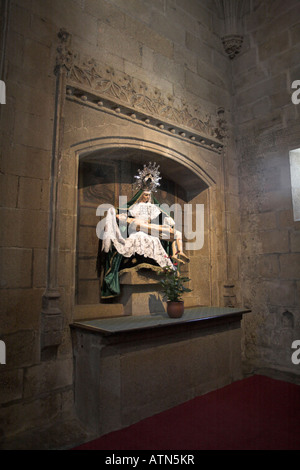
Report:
215,107,227,141
222,34,243,60
55,28,75,75
215,0,246,59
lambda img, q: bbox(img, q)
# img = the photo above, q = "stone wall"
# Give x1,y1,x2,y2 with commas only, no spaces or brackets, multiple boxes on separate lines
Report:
232,0,300,377
0,0,236,442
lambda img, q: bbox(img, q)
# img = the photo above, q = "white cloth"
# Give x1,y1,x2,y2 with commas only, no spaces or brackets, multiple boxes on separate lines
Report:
129,203,181,240
163,216,181,240
128,202,161,221
102,206,125,253
102,206,173,268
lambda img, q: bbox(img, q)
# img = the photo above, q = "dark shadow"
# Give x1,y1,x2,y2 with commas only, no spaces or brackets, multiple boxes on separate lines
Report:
149,293,166,315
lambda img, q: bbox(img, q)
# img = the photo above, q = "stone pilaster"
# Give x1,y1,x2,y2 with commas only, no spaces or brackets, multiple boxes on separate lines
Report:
40,30,73,360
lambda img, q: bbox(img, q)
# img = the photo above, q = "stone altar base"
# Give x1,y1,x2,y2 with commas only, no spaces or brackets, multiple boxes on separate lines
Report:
119,269,165,315
71,306,250,437
119,269,198,315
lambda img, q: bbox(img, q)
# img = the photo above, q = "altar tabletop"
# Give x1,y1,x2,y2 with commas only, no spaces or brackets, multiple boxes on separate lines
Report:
72,306,251,337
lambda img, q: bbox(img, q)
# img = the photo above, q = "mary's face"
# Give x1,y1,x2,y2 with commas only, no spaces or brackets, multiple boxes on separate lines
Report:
141,191,151,203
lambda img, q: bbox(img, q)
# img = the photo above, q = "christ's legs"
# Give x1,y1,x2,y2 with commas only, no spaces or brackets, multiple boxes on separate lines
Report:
171,236,190,264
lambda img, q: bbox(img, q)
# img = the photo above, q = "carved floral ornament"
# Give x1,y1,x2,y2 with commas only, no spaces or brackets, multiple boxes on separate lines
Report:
56,29,226,152
214,0,246,59
221,34,243,60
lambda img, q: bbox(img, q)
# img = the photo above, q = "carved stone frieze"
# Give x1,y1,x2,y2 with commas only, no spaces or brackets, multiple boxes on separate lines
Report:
55,38,225,148
66,85,224,153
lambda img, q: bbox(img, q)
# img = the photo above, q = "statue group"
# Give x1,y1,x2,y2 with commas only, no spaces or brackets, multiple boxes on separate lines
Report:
97,162,189,299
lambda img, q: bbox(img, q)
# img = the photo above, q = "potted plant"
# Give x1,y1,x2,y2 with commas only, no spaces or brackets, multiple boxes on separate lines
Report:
158,261,192,318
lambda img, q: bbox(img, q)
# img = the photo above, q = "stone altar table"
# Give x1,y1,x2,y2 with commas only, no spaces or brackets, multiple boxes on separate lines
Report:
71,306,251,436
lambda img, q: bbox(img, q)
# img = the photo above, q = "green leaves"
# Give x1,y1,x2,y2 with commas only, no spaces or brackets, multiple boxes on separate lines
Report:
158,265,192,302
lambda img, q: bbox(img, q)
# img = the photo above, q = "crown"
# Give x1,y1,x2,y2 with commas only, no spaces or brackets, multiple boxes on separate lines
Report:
133,162,161,192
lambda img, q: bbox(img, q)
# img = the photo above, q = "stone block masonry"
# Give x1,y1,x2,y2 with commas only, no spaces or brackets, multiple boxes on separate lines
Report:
233,0,300,376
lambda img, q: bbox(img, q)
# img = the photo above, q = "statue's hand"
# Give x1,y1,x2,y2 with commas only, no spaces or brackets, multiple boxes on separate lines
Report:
116,213,127,222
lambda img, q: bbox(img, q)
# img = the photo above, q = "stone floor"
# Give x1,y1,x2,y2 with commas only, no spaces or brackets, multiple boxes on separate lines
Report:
1,368,298,450
0,414,98,450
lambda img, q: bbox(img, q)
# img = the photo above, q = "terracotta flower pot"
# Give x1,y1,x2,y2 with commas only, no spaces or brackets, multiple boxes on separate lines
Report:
167,301,184,318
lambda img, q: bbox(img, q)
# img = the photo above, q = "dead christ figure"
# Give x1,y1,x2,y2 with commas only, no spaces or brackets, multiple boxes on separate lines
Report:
116,190,190,265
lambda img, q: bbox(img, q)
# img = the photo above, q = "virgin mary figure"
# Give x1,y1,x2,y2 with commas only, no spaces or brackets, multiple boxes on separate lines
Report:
96,162,189,299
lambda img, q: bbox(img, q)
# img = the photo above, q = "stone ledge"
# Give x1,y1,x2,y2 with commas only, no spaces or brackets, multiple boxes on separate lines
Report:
71,306,251,344
74,303,124,321
119,269,161,285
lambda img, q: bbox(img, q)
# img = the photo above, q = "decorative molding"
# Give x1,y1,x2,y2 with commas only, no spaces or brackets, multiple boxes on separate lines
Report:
56,37,226,150
66,86,224,153
68,60,215,135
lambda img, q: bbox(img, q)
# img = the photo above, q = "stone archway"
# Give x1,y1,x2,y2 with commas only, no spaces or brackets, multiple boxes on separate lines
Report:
75,143,211,319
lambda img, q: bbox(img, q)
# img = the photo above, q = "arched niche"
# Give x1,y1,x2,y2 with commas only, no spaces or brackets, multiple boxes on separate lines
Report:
56,98,226,325
74,142,212,319
47,44,228,326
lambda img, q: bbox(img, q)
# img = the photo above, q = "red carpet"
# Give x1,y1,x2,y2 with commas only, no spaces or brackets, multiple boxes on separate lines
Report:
73,375,300,450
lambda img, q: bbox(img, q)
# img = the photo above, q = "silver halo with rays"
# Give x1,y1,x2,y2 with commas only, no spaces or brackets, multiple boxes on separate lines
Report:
133,162,162,193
